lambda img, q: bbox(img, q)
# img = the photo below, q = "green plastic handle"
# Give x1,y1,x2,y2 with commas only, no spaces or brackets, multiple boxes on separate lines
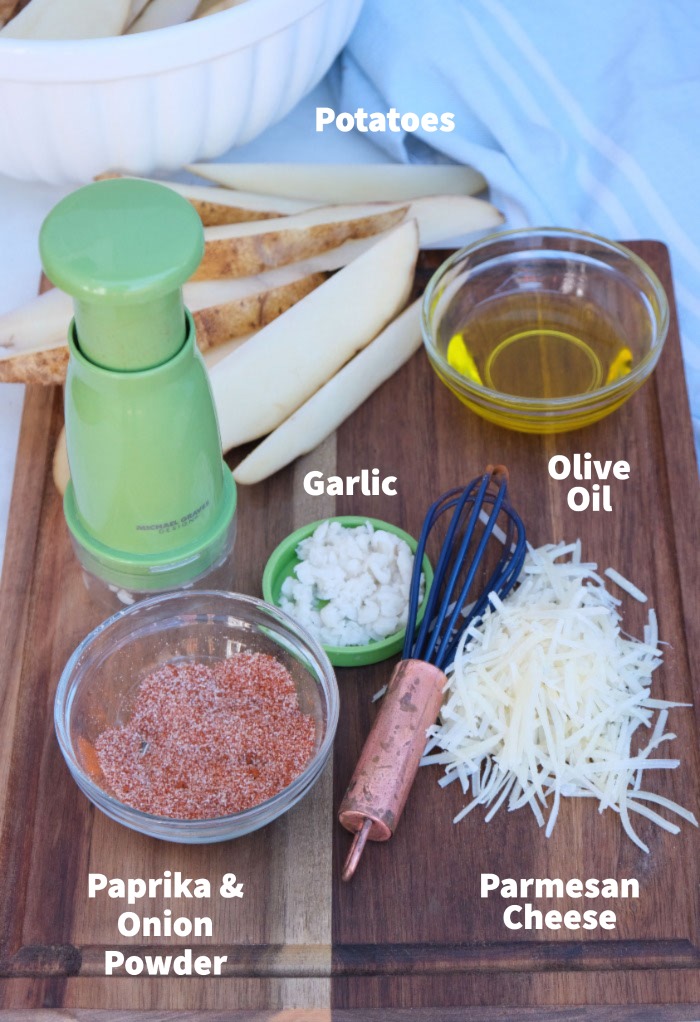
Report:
40,178,204,371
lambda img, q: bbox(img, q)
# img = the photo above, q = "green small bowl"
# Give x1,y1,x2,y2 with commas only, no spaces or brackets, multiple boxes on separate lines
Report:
262,516,433,668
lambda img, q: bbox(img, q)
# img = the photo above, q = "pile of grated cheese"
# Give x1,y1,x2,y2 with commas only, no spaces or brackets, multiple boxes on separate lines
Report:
422,540,697,852
279,519,418,648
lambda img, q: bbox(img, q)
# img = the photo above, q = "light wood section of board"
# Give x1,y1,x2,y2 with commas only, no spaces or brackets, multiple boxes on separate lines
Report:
58,438,339,1011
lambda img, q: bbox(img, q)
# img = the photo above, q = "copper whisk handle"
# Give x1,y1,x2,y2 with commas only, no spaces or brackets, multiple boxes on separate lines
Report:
338,659,447,881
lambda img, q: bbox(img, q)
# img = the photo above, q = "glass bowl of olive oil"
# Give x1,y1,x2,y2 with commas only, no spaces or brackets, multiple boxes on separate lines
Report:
421,228,669,433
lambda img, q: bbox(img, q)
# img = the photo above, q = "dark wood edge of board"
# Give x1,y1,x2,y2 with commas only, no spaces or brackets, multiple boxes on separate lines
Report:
2,938,699,979
0,1007,698,1022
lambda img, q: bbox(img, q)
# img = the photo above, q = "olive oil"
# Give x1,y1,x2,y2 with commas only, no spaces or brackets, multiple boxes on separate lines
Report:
443,292,634,401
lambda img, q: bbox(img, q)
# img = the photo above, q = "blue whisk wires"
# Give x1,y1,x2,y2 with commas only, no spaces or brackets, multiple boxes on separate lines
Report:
403,469,526,671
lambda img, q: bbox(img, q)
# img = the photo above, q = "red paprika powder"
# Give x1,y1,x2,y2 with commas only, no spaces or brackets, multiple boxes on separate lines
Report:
94,652,316,819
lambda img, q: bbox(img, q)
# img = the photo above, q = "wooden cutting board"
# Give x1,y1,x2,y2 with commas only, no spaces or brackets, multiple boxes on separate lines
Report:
0,243,698,1019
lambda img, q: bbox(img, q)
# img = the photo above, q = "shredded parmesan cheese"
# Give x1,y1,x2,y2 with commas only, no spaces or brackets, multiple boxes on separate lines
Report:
423,541,696,852
604,566,648,603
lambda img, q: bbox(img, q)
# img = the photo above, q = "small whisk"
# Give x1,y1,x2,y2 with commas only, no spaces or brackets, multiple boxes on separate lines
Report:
338,466,526,880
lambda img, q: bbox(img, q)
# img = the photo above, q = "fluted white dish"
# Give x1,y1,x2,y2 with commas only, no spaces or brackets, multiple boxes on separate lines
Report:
0,0,363,183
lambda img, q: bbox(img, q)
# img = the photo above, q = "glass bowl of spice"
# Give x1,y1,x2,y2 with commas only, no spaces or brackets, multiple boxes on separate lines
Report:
54,590,338,843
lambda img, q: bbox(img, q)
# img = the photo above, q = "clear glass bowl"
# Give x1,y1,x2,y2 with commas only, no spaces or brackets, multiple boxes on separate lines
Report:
421,228,669,433
54,590,338,843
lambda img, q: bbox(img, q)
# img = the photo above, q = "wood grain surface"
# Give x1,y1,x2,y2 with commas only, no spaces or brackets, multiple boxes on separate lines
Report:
0,243,698,1019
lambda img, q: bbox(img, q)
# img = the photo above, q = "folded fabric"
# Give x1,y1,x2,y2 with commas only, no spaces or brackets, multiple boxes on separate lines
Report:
333,0,700,454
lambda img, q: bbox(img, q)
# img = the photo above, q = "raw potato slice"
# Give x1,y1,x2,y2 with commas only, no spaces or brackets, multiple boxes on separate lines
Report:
203,333,251,369
127,0,199,32
292,234,418,275
188,162,488,202
197,194,501,280
53,427,69,498
401,193,502,244
196,202,409,280
0,0,20,28
233,299,422,485
0,287,73,359
0,267,327,385
192,271,326,351
261,194,503,273
2,182,498,381
155,181,310,224
210,219,419,450
0,0,131,38
194,0,248,16
126,0,150,25
0,345,69,385
97,174,312,225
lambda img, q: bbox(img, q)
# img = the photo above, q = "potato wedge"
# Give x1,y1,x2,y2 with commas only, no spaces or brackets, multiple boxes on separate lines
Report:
209,219,418,450
202,333,251,369
400,193,502,244
187,161,488,202
126,0,150,24
192,271,326,351
0,286,73,359
2,185,499,384
53,427,70,498
291,193,503,271
194,0,248,16
0,267,327,385
127,0,199,32
205,196,502,284
196,202,409,280
0,234,407,384
0,0,132,38
197,194,501,279
233,300,422,485
0,345,70,385
96,173,311,225
0,0,21,27
0,266,325,355
160,181,310,225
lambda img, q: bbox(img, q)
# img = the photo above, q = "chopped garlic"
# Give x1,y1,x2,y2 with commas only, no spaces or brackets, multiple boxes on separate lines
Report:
279,520,422,648
423,541,696,852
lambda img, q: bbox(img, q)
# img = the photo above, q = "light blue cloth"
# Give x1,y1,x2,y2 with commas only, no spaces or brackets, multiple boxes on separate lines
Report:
333,0,700,456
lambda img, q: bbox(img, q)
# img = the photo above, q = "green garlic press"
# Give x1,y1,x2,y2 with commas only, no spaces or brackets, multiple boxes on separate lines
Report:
40,178,237,603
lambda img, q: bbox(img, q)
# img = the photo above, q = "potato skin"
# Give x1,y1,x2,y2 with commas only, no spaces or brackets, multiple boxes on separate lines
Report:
187,200,279,227
0,1,18,26
194,272,326,351
195,206,407,280
0,273,327,385
0,346,69,385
